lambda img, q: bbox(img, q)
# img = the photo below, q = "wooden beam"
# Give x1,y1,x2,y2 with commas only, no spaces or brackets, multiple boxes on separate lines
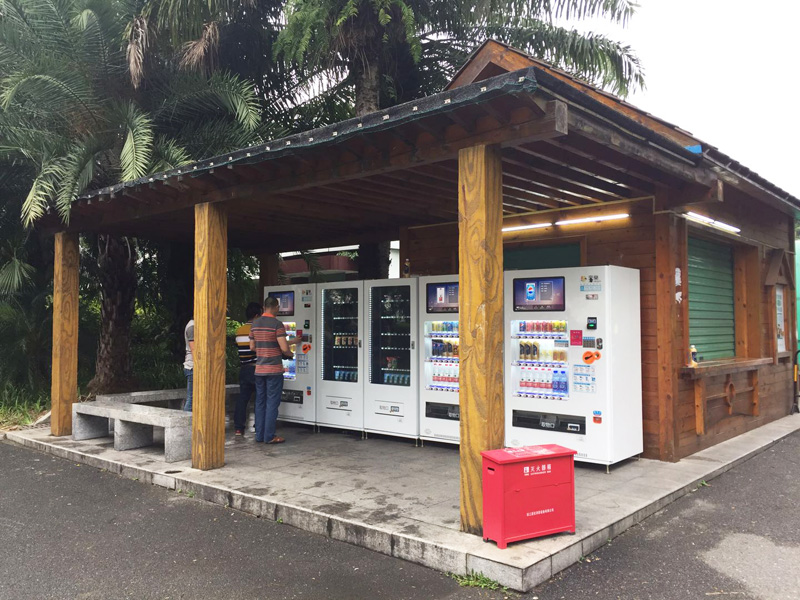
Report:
458,144,505,534
654,209,678,461
192,202,228,470
51,232,79,436
200,102,568,205
693,379,706,435
568,113,717,188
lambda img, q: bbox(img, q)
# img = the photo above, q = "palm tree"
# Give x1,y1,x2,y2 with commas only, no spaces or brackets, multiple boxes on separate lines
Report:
0,0,264,393
276,0,644,116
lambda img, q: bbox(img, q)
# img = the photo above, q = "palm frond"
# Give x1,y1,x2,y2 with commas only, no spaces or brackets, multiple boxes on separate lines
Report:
150,135,192,172
156,71,261,132
117,100,154,181
179,21,220,75
126,15,149,89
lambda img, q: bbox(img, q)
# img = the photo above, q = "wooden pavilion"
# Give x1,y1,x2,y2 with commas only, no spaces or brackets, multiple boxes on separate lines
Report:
44,40,800,534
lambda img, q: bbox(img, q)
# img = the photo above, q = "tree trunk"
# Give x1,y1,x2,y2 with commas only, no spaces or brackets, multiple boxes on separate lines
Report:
354,56,381,117
358,241,391,280
86,234,137,394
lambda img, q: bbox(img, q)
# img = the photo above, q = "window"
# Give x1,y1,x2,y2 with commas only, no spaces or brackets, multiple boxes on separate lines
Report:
688,237,735,361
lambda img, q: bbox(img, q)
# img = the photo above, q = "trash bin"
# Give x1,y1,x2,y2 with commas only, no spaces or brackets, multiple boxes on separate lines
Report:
481,444,577,549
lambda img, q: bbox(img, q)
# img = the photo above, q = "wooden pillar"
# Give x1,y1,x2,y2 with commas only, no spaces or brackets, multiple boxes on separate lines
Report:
257,253,280,296
193,202,228,470
654,209,678,461
458,144,505,535
51,232,80,436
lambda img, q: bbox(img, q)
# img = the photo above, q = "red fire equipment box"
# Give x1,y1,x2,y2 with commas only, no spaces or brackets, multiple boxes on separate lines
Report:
481,444,577,549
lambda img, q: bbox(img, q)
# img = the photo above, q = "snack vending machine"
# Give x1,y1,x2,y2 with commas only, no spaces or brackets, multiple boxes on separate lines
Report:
363,279,419,439
503,266,642,466
264,284,317,424
316,281,365,432
418,275,460,444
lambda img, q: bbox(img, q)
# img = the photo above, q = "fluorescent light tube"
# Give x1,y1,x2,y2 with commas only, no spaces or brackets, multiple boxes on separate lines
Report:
685,212,741,234
555,213,629,226
502,222,553,232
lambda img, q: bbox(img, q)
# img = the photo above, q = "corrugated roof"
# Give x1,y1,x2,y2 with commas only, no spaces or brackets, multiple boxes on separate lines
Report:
450,39,799,211
78,68,538,201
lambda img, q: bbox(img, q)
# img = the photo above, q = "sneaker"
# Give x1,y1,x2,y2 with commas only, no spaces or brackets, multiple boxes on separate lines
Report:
235,429,244,436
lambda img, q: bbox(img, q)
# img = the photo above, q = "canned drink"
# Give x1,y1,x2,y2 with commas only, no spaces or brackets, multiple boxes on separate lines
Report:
335,336,341,346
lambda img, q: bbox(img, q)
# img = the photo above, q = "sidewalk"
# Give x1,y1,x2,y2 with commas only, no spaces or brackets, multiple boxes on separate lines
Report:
5,414,799,592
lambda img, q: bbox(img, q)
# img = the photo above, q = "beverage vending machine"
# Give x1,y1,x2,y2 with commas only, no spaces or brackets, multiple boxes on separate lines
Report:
316,281,365,432
503,266,642,466
363,278,419,439
264,284,317,424
418,275,460,444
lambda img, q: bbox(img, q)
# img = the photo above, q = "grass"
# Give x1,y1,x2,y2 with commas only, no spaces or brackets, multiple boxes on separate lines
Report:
0,384,49,429
450,571,507,591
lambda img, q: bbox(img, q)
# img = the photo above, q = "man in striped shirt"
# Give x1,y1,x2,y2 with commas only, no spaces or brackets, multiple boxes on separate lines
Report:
249,296,297,444
233,302,263,436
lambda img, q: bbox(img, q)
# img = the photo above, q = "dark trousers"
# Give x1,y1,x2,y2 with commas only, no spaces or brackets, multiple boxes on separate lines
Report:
235,365,256,431
254,374,283,442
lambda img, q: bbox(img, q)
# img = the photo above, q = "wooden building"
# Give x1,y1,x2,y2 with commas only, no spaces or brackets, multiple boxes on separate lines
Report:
43,40,799,533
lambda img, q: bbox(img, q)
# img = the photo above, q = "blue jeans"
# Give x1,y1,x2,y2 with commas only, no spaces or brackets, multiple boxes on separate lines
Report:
183,369,193,412
235,365,256,431
254,374,283,442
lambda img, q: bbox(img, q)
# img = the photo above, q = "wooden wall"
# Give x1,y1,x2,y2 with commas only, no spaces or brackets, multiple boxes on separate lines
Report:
404,192,795,461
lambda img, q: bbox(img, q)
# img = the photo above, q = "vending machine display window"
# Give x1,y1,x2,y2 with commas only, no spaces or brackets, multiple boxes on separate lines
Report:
267,291,295,316
369,285,412,386
426,282,459,313
321,287,359,382
512,277,566,312
282,319,297,380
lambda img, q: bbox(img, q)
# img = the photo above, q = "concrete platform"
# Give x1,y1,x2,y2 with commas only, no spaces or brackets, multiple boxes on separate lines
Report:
6,414,799,591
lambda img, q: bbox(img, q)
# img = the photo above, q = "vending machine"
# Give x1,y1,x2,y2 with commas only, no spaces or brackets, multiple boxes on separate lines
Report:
363,278,419,439
316,281,365,432
503,266,642,466
418,275,460,444
263,284,316,424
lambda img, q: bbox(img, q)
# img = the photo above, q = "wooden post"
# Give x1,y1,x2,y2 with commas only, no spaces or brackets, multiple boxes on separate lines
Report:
654,209,678,461
51,232,80,436
458,144,505,535
258,253,280,295
193,202,228,470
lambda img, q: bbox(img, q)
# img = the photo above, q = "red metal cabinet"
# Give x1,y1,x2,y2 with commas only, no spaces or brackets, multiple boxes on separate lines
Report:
481,444,576,549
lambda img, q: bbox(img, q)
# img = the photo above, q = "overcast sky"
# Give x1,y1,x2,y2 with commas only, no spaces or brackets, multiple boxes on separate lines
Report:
569,0,800,198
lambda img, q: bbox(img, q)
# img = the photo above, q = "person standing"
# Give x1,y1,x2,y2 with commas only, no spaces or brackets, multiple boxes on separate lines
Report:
249,296,296,444
233,302,263,436
183,319,194,412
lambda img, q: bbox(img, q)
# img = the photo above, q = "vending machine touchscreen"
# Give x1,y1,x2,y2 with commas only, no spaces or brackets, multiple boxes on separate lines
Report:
504,266,642,466
264,285,316,424
418,275,460,444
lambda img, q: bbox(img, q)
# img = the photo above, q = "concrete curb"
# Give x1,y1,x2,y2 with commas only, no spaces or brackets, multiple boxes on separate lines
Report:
6,414,799,592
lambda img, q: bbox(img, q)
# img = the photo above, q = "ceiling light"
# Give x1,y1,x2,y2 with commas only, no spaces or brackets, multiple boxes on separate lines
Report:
555,213,629,226
685,212,740,234
501,222,553,232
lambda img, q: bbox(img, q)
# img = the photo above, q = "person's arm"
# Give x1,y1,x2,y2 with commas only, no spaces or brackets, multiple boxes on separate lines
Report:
249,339,255,352
189,341,195,355
277,326,292,358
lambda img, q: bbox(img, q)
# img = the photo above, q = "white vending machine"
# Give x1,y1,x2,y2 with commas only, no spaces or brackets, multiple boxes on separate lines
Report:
503,266,642,466
316,281,365,432
264,284,316,424
418,275,460,444
363,278,419,439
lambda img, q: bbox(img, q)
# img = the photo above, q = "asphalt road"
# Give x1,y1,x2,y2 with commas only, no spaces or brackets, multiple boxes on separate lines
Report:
1,430,798,600
534,430,800,600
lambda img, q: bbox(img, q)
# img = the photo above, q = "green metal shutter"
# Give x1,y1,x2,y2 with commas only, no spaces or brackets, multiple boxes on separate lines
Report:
688,237,735,360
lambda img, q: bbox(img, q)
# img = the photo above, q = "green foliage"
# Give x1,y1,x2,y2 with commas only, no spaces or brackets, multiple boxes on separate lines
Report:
450,571,507,591
0,384,49,428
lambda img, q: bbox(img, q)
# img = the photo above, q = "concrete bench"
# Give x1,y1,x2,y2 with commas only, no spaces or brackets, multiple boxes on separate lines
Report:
72,402,192,463
96,384,241,410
